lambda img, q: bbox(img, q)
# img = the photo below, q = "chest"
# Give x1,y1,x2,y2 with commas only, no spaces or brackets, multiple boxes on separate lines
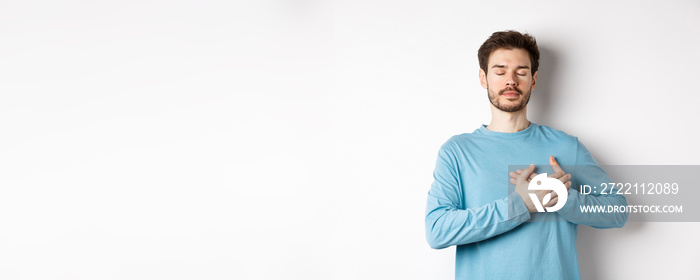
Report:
452,139,575,208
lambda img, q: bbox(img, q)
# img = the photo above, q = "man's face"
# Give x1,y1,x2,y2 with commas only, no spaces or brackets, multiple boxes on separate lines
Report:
479,48,538,113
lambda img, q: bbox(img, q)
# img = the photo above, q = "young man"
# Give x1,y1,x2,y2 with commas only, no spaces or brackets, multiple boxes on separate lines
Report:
424,30,628,279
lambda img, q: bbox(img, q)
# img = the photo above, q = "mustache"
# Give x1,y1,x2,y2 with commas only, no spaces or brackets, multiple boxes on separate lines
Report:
499,87,523,95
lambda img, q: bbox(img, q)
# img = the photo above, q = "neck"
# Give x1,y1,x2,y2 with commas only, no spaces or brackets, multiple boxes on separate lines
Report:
486,106,530,133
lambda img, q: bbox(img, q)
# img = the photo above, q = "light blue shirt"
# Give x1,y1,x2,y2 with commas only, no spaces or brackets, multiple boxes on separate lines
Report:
425,123,628,279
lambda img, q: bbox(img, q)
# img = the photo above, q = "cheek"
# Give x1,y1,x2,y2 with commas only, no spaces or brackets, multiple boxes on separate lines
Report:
518,77,533,86
487,76,501,85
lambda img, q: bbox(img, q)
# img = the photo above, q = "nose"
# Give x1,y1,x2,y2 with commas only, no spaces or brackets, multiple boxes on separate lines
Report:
506,75,518,87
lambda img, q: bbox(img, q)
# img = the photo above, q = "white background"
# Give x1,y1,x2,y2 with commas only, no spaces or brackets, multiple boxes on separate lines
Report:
1,0,699,279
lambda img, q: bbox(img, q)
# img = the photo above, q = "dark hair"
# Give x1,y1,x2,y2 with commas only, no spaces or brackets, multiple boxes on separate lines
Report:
478,30,539,75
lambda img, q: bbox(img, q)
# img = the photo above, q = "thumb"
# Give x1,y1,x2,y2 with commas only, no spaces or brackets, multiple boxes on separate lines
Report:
550,155,565,174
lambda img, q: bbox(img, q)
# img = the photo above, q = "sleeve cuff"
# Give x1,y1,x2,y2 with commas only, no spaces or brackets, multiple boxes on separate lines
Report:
557,187,580,217
508,191,531,222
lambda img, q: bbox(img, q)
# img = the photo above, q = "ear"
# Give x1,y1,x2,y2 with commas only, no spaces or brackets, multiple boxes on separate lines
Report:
479,68,488,89
530,71,538,91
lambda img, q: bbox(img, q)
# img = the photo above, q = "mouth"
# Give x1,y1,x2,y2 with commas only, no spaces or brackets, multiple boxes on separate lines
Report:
501,91,520,98
499,87,522,99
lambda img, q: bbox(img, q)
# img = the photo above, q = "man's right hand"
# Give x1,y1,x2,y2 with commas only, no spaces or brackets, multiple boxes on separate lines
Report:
511,164,561,213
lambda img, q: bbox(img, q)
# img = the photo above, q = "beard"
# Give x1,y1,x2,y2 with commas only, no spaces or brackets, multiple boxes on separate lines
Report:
487,85,531,113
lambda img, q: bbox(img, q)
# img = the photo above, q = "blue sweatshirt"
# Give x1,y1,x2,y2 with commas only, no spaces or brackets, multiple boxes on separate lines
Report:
425,123,628,279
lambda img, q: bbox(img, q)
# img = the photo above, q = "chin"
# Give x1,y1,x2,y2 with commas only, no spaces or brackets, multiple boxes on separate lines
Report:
501,97,521,102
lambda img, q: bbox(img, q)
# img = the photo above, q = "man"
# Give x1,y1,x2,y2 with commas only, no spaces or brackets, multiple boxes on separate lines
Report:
424,30,628,279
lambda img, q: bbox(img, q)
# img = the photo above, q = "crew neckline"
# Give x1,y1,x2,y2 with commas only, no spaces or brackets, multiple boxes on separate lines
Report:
476,122,537,139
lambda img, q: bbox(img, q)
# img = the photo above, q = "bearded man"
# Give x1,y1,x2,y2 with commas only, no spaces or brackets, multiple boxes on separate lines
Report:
425,30,628,279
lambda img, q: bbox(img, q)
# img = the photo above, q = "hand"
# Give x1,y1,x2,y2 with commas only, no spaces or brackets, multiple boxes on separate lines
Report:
512,164,558,212
510,156,573,213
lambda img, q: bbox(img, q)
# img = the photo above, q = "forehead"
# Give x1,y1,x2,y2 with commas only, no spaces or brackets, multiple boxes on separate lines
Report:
487,48,531,68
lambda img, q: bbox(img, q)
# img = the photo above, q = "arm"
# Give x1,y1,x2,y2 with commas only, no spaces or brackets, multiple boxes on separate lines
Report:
425,144,531,249
556,140,629,228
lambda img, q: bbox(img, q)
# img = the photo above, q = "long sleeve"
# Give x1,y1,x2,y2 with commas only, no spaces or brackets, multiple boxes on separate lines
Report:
556,139,629,228
425,143,531,249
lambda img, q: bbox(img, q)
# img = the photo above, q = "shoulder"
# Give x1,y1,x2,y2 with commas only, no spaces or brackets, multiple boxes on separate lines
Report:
534,123,580,142
440,131,482,150
436,129,494,160
431,134,471,162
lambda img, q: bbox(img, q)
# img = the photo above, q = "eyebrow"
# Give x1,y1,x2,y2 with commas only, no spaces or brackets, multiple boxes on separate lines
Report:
491,65,530,70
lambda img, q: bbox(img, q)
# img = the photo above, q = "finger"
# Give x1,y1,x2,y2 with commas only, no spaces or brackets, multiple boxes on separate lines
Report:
513,169,535,182
557,173,571,184
509,171,519,179
550,155,565,174
537,189,556,198
559,180,569,188
510,174,521,182
517,164,536,183
524,172,536,183
549,190,558,199
544,196,559,208
548,170,566,179
510,177,516,185
565,181,572,189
